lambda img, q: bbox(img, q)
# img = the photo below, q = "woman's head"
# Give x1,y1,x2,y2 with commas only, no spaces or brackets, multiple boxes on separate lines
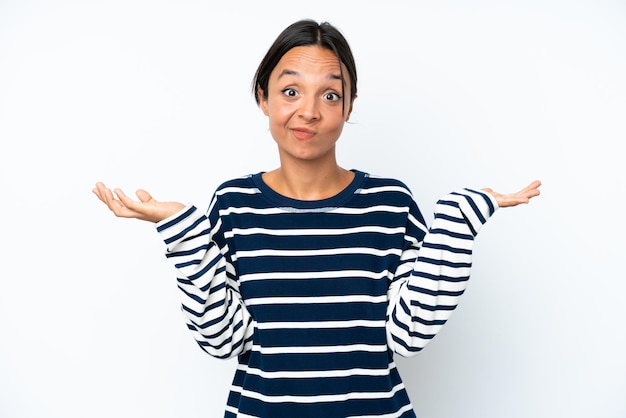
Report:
252,19,358,111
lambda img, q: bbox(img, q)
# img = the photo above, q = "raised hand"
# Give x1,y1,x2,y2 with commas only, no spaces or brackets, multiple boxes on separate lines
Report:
92,182,185,223
482,180,542,208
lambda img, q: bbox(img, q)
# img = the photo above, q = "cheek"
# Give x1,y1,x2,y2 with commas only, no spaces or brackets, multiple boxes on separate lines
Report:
329,111,348,129
267,101,292,123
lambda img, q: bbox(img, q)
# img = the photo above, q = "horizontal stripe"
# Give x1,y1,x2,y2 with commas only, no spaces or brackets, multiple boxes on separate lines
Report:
251,343,388,355
225,225,405,238
256,319,386,330
220,204,409,216
216,186,261,196
357,185,412,196
239,383,405,404
235,247,402,259
246,295,387,306
347,403,415,418
240,269,392,282
241,363,394,379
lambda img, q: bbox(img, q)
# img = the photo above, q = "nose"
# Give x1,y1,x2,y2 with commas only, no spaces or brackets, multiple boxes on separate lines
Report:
298,95,320,122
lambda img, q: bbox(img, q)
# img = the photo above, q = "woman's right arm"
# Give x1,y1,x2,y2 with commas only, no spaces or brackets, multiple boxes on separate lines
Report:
156,205,254,359
93,182,254,359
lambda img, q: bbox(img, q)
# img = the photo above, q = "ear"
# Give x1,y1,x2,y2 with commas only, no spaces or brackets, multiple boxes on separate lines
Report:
258,87,269,116
345,94,357,121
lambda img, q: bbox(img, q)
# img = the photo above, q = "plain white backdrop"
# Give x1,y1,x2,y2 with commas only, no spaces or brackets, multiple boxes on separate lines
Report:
1,1,624,417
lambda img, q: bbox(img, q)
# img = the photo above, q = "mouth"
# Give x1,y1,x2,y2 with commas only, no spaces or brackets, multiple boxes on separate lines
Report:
291,127,316,141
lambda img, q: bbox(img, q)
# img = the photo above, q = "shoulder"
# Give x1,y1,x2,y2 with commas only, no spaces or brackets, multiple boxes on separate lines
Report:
206,173,264,211
357,171,428,228
349,171,418,211
213,173,261,196
357,171,414,197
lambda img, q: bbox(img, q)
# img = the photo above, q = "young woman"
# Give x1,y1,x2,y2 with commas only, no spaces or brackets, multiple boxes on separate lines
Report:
93,19,540,418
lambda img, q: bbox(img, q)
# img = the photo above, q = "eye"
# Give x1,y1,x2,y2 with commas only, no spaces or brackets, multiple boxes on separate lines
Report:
281,88,298,97
324,92,341,102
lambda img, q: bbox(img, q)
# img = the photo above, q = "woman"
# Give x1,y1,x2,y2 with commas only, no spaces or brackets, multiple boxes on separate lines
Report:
93,19,540,418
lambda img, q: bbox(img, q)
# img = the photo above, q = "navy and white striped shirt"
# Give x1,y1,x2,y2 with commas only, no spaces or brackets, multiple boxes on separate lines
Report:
156,170,498,417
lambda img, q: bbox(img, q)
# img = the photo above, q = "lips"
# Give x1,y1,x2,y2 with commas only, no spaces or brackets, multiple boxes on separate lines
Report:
291,127,316,140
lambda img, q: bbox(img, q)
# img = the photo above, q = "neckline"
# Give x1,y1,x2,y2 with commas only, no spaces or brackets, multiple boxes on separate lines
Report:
251,169,367,209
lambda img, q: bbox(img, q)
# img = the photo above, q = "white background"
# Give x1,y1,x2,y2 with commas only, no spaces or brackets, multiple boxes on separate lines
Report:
1,1,625,417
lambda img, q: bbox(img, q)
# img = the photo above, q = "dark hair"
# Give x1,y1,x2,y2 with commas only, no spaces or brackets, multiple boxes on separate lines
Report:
252,19,358,112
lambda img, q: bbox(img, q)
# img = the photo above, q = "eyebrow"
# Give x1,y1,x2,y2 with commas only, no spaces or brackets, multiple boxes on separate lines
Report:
277,69,343,81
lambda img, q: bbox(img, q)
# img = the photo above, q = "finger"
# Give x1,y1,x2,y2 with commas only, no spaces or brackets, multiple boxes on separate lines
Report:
92,182,109,203
98,184,120,210
115,188,159,220
93,183,144,218
522,180,542,193
92,186,104,202
509,180,540,201
522,181,541,199
102,186,140,216
114,188,139,210
106,191,130,215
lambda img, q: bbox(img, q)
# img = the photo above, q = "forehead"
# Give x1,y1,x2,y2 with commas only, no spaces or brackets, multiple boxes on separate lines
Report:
272,46,342,78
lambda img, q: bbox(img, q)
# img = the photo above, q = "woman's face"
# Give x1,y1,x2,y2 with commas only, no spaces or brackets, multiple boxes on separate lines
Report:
259,45,353,167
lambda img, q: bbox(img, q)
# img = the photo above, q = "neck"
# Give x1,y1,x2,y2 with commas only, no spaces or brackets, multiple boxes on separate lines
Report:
263,158,354,201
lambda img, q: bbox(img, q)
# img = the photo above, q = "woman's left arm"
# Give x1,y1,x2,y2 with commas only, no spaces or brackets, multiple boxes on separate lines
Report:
387,181,541,356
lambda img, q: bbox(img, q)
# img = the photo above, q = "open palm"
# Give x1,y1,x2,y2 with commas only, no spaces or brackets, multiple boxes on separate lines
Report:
92,182,185,223
482,180,541,208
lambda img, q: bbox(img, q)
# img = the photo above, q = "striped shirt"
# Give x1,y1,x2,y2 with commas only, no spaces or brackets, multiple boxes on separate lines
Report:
156,170,498,417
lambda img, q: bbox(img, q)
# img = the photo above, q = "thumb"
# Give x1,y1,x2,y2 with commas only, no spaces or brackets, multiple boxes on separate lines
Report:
135,189,153,203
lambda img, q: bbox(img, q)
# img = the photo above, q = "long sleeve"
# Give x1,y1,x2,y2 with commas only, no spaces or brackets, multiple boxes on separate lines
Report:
386,188,499,357
156,204,255,359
